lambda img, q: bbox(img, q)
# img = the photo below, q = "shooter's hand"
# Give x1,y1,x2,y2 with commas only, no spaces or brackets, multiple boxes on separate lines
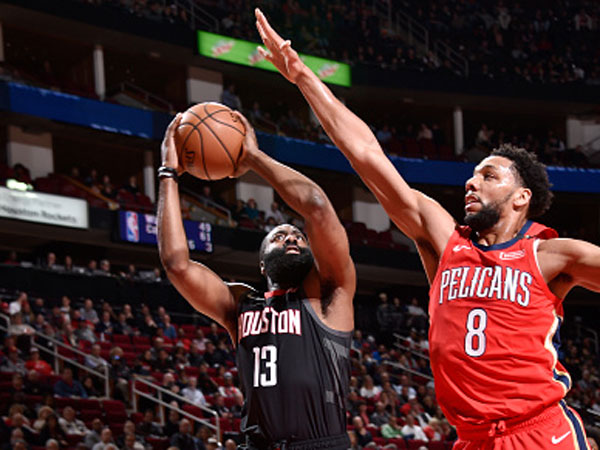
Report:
230,112,261,178
255,8,307,84
161,113,185,174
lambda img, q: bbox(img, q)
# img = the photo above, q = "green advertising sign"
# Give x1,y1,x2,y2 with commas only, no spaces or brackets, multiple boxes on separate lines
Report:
197,30,351,87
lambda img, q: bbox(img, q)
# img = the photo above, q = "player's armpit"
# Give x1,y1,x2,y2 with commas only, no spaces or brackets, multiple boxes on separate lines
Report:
538,238,600,294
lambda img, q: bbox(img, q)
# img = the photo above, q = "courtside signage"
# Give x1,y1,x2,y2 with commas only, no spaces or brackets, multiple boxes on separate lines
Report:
118,210,213,253
0,187,88,229
197,30,352,87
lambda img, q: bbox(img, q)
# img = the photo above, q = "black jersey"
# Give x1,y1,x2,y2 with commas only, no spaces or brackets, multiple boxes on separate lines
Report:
235,287,351,449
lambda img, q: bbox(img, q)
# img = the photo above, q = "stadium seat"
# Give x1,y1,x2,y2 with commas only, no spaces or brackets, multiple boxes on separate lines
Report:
408,440,428,450
146,437,169,450
428,442,446,450
112,334,131,345
102,399,126,413
388,438,407,449
182,404,205,419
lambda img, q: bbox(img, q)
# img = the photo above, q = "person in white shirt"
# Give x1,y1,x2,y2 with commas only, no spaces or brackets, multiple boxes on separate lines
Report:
265,201,285,224
85,344,108,371
359,375,382,399
181,377,207,406
401,414,428,442
218,372,242,399
58,406,89,436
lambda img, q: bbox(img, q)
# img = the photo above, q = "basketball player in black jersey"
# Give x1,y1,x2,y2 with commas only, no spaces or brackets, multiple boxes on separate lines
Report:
157,112,356,449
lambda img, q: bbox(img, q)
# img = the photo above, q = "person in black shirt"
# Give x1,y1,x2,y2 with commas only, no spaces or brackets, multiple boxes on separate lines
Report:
158,113,355,449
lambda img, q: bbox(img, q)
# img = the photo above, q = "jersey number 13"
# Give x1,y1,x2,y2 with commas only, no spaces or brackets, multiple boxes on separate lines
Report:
252,345,278,387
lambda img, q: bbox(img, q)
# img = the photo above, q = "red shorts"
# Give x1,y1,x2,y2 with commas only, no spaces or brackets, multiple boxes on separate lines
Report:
453,401,591,450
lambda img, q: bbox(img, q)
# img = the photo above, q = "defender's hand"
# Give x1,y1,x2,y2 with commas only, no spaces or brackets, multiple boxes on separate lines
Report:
161,113,185,174
255,8,307,84
230,112,261,178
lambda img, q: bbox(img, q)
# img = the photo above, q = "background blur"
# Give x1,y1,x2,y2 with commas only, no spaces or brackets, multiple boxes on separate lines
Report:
0,1,599,449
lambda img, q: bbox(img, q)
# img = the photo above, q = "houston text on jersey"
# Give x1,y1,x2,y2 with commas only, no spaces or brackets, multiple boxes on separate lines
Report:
238,307,302,342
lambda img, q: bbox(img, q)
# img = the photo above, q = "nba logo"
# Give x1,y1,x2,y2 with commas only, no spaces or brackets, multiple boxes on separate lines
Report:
126,212,139,242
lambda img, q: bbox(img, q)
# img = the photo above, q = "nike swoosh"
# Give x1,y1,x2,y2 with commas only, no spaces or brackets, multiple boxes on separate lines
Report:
453,245,471,252
551,431,571,444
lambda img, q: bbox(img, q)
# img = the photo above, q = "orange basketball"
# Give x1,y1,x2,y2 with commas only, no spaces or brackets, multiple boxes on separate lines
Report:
174,102,246,180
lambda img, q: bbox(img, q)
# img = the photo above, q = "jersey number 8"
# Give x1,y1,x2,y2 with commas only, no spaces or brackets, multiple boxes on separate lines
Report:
465,308,487,357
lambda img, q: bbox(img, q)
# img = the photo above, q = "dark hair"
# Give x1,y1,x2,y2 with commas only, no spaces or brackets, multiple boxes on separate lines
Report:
491,144,553,218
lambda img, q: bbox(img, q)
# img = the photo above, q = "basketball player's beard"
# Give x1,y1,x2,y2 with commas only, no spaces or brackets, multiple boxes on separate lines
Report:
262,246,314,289
464,201,501,232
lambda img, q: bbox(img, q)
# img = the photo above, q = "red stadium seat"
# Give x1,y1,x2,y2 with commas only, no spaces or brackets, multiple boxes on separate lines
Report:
112,334,131,345
182,404,205,419
102,399,126,413
408,440,428,450
146,437,169,450
132,336,151,346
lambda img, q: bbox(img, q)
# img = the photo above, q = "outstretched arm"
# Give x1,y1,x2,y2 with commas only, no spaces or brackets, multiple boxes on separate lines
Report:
157,115,238,337
234,113,355,329
255,9,455,281
538,238,600,298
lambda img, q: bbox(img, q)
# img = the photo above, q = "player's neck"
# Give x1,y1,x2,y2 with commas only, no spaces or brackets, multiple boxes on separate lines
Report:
473,216,529,247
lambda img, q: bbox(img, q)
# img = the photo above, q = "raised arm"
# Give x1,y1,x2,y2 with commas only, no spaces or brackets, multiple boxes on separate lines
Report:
538,238,600,299
234,113,355,328
157,115,238,337
255,9,455,281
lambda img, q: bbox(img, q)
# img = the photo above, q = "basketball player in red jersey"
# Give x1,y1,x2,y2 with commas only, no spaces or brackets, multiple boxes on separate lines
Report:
158,113,355,449
255,9,600,450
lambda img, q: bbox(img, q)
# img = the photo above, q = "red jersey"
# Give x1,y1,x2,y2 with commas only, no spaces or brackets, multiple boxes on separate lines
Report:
429,221,570,431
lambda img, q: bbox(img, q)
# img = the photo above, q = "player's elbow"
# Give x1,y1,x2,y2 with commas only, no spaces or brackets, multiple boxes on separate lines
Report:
160,251,189,277
304,188,330,220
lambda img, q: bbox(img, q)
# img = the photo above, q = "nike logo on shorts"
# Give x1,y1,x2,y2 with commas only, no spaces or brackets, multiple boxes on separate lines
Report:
551,431,571,444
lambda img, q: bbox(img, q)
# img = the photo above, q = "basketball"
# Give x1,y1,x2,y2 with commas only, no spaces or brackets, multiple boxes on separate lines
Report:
174,102,246,180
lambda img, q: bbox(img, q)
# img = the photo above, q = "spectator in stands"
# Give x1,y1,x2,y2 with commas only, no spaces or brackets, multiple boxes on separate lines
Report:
92,427,114,450
5,429,27,450
96,311,114,335
153,348,174,372
121,432,144,450
193,329,208,353
24,348,52,376
401,414,428,442
242,198,260,222
100,175,115,199
84,168,98,188
122,176,140,195
423,417,443,441
138,409,162,438
53,367,87,398
0,346,26,375
109,350,130,402
115,421,145,449
24,369,48,396
376,293,395,346
32,406,54,432
63,255,74,272
202,341,222,368
84,418,104,449
359,375,382,399
99,259,112,276
181,376,207,406
80,299,99,324
139,314,158,337
8,313,35,337
82,375,101,398
9,292,27,316
211,393,232,419
114,312,133,336
187,344,203,367
394,375,417,400
170,418,201,450
220,84,242,111
43,252,58,271
406,298,427,331
77,320,98,343
417,123,433,141
352,416,373,448
381,415,403,439
219,372,241,399
45,439,59,450
163,407,180,438
58,406,88,436
39,414,68,448
370,401,390,428
265,201,285,224
161,314,177,340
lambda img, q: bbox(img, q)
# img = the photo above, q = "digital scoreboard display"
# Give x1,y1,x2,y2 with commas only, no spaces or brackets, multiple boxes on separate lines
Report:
118,210,213,253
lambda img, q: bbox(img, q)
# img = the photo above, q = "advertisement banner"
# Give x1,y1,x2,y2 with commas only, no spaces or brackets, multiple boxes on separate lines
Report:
118,211,213,253
197,31,351,87
0,187,88,229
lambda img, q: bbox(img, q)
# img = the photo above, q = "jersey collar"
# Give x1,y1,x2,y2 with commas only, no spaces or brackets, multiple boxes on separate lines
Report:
471,220,532,252
264,287,298,299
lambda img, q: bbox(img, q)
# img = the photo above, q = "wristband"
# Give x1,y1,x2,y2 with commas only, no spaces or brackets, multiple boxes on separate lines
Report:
158,166,178,182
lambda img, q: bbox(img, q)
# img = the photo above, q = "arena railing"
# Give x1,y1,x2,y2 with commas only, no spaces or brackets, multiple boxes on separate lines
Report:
171,0,219,31
393,333,430,361
0,312,111,398
132,375,220,438
383,360,434,383
180,186,233,226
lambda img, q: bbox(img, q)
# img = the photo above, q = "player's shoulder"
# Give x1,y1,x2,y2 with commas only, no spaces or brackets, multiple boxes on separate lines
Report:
226,282,258,302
